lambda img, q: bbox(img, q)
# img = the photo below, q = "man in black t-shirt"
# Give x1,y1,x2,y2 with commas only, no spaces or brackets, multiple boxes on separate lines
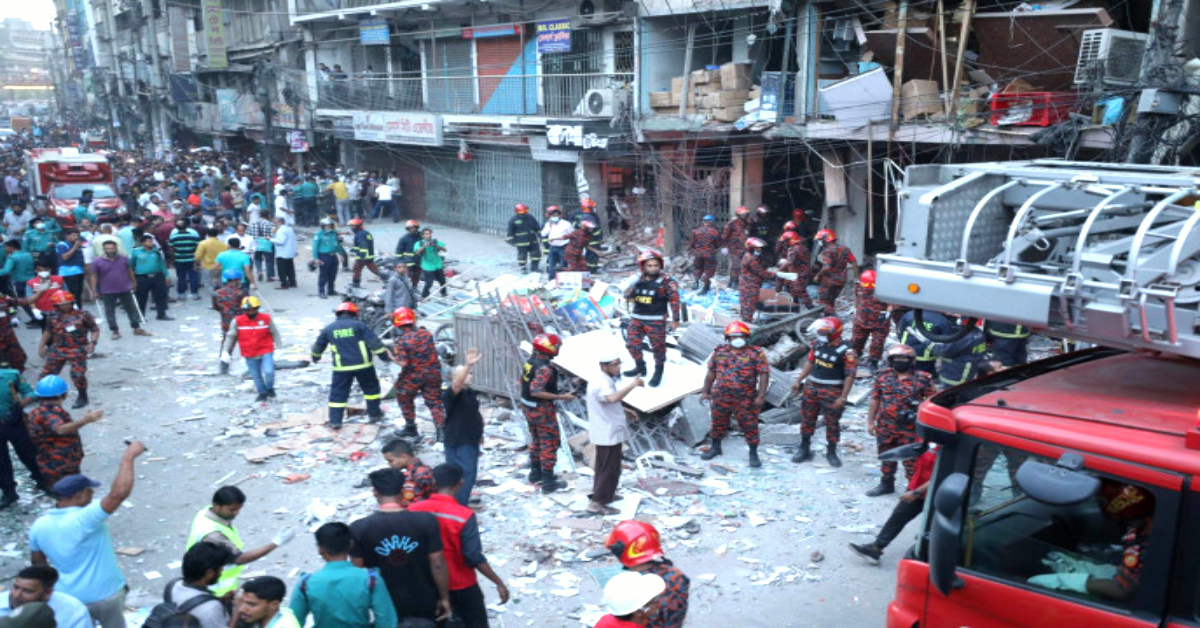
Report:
443,348,485,506
349,468,452,622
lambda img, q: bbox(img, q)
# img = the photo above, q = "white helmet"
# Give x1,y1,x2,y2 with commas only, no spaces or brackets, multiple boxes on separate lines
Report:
602,572,665,616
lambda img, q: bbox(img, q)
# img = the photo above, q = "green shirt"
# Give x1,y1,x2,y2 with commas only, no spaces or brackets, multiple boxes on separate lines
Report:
0,369,33,419
215,249,252,274
415,239,445,271
73,206,97,224
312,229,343,257
296,182,319,198
290,561,396,628
22,229,55,254
129,247,167,275
0,251,35,282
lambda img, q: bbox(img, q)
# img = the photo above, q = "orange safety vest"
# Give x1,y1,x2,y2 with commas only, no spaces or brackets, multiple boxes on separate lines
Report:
234,312,275,358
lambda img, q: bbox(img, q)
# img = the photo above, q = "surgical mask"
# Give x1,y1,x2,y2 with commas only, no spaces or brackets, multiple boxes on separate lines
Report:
37,271,49,279
753,250,761,257
813,333,831,345
34,223,43,230
550,216,560,223
890,359,914,373
730,338,747,348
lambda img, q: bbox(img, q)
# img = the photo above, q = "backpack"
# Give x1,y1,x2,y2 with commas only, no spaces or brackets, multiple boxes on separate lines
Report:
143,578,217,628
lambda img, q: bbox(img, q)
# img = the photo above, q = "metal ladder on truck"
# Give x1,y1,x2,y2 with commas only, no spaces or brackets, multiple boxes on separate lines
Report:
875,160,1200,359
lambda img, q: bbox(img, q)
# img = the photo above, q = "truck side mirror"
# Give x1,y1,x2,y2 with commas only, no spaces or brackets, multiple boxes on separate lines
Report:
929,472,968,596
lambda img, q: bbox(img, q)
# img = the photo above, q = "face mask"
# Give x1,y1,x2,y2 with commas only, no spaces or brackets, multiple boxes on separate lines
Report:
730,338,747,348
753,250,761,257
814,333,830,345
550,216,560,223
34,223,43,230
37,271,49,279
890,359,915,373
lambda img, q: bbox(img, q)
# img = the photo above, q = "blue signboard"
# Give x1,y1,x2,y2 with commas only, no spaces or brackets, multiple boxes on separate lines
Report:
536,20,571,54
359,17,389,45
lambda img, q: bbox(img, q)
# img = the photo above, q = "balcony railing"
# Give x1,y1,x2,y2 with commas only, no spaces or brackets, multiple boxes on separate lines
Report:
315,73,634,117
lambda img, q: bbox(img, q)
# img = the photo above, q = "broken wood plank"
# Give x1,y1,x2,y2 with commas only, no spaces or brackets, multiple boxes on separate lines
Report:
648,459,705,478
550,517,605,532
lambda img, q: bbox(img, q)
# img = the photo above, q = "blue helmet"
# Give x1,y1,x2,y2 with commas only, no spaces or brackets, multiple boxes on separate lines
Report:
36,375,69,398
222,269,244,281
702,215,715,222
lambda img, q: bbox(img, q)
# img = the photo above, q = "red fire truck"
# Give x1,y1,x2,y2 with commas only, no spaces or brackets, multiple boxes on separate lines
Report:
24,148,127,226
875,160,1200,627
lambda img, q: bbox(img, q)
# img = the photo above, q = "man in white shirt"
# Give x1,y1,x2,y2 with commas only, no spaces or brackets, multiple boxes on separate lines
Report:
270,217,298,289
584,351,643,515
274,189,294,226
539,207,574,281
0,565,94,628
372,182,394,222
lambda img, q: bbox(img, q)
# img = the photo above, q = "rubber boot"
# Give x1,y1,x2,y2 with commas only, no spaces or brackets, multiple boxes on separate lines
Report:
623,360,647,378
0,492,16,509
219,361,230,375
866,477,895,497
867,359,879,375
541,471,565,493
826,443,843,468
700,280,711,295
748,444,762,468
693,278,701,291
648,363,665,388
791,436,813,463
527,458,543,485
700,439,723,460
435,425,445,443
399,422,419,438
72,391,89,409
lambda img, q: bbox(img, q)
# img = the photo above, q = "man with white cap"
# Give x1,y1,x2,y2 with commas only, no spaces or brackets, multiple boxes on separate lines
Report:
597,571,665,627
584,351,643,515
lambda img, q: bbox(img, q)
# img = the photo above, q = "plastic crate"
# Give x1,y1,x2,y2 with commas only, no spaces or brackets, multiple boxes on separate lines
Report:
989,92,1077,127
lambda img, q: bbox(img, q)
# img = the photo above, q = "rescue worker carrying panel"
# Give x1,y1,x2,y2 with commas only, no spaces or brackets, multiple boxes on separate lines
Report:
311,301,390,429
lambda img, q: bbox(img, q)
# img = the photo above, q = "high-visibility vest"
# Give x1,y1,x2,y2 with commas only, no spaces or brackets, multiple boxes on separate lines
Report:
234,313,274,358
186,508,245,596
266,608,302,628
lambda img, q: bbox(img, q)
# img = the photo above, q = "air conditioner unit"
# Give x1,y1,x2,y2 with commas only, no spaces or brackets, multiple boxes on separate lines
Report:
577,0,632,26
576,88,629,118
1074,29,1148,87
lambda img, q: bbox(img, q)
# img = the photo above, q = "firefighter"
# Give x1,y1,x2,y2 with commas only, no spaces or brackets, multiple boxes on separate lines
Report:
750,205,774,264
984,320,1032,367
699,321,769,468
865,345,935,497
623,250,681,388
310,302,389,429
899,309,952,377
851,270,890,373
348,218,383,287
506,203,542,273
738,237,779,323
212,269,248,375
37,291,98,409
605,520,690,628
721,206,752,289
564,221,601,273
778,230,815,309
689,215,720,294
570,198,603,273
790,317,857,467
390,307,446,441
395,219,423,286
519,333,573,493
931,319,989,390
0,296,27,373
812,229,859,316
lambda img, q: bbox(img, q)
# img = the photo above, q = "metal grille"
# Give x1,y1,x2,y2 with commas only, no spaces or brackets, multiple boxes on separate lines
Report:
542,28,601,117
475,148,542,236
453,311,523,397
427,39,474,114
541,163,578,220
422,149,477,231
929,174,1010,264
654,156,731,255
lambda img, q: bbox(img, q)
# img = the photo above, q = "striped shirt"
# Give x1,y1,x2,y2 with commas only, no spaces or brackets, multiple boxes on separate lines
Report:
168,228,201,263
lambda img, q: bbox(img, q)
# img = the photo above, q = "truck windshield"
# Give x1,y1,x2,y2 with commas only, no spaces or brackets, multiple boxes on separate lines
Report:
961,443,1157,609
52,184,117,199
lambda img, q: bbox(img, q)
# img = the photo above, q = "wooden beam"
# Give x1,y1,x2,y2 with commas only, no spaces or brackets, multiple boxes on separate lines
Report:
948,0,977,122
888,0,910,132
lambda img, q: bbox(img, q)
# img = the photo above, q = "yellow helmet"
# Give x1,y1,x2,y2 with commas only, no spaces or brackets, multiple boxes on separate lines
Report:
241,296,262,309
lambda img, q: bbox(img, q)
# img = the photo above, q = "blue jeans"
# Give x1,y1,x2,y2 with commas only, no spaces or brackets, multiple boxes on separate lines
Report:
546,245,566,280
372,200,395,221
443,443,480,506
175,262,199,296
245,353,275,394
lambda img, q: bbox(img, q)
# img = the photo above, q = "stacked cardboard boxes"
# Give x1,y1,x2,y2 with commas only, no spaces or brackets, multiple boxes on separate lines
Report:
648,62,754,120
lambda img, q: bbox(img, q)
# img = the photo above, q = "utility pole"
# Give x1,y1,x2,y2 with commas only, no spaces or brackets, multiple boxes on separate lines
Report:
255,59,275,199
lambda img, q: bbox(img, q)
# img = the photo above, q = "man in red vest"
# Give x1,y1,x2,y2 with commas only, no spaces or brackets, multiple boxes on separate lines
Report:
409,463,509,627
221,296,281,402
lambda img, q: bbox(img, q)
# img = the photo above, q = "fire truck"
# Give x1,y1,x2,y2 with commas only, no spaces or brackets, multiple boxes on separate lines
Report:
24,148,127,226
874,160,1200,627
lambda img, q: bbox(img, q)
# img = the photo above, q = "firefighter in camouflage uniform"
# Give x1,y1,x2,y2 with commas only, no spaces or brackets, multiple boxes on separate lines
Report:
721,206,752,289
570,198,604,273
812,229,859,316
564,221,600,273
212,269,248,374
699,321,769,468
623,250,680,388
865,345,935,497
390,307,447,441
519,333,574,493
0,296,26,372
851,270,890,372
791,317,857,468
778,230,814,309
38,291,98,409
506,203,542,273
738,238,779,323
689,215,720,294
606,520,690,628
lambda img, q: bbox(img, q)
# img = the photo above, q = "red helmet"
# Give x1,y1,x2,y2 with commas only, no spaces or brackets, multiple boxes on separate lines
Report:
724,321,751,337
547,205,562,215
392,307,416,327
755,205,769,215
335,302,359,315
735,206,750,217
779,231,800,246
405,219,420,229
348,218,364,228
807,316,844,338
745,237,766,249
1100,481,1154,519
532,333,562,357
514,203,529,214
637,250,664,267
581,221,597,231
815,229,837,243
859,270,877,289
51,291,75,305
580,198,597,209
783,220,799,233
605,520,664,567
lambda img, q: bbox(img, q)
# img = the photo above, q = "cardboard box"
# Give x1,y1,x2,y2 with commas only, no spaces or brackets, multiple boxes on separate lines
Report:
713,89,750,107
650,92,673,108
749,86,762,99
713,106,742,122
901,79,942,120
720,62,752,90
691,69,720,85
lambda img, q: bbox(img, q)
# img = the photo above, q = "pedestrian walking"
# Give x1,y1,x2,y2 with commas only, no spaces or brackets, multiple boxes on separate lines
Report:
605,521,690,628
323,177,351,226
812,229,858,316
0,366,50,507
519,333,572,492
442,347,484,506
865,345,935,497
270,218,297,289
414,228,447,298
89,242,150,340
168,222,202,300
212,270,248,374
349,468,452,624
622,250,680,387
273,189,294,226
721,206,752,289
4,240,38,323
505,204,541,273
28,441,146,628
0,565,94,628
595,572,665,628
54,230,86,303
129,235,173,321
233,577,301,628
38,292,98,408
689,215,719,294
221,297,280,402
348,219,383,287
790,317,857,467
246,206,275,283
586,353,643,515
540,207,572,281
184,487,295,598
290,522,397,628
390,307,446,440
310,302,388,428
193,228,226,291
312,218,344,299
409,464,511,628
213,238,256,293
699,321,768,468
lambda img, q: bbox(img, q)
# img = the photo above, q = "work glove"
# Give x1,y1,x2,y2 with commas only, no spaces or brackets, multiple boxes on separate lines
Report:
220,352,231,364
272,527,296,547
1027,572,1089,593
775,271,798,281
720,248,729,255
